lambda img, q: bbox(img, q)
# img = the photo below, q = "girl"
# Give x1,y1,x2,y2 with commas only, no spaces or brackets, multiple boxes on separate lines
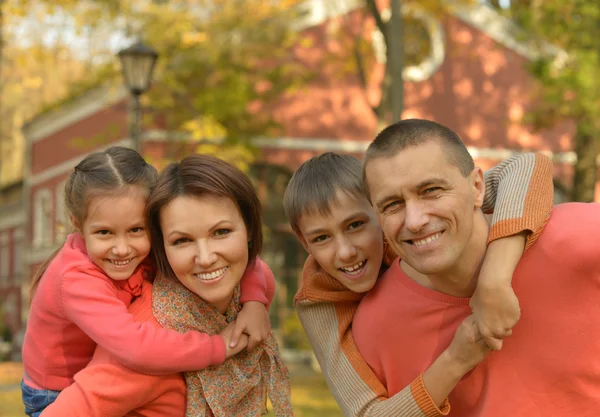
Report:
42,153,292,416
21,147,271,417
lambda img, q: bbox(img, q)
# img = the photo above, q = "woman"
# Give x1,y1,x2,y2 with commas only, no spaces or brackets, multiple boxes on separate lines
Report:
42,155,293,417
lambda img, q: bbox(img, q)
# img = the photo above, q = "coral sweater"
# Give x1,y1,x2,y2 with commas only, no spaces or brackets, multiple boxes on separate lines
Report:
354,203,600,416
23,233,268,391
294,153,554,416
42,265,277,417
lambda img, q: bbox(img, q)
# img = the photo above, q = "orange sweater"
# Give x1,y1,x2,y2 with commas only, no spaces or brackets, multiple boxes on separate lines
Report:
294,153,554,417
42,269,277,417
354,203,600,416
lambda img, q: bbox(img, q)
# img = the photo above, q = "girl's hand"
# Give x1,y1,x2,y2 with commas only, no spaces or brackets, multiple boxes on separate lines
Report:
230,301,271,350
219,321,249,359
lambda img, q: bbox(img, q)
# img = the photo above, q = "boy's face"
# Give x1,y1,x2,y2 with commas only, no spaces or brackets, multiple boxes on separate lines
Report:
296,191,384,293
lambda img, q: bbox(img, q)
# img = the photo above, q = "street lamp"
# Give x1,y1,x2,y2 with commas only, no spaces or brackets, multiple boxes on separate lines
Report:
117,40,158,152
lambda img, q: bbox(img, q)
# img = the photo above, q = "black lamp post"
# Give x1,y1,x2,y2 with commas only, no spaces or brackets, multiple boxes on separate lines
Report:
117,41,158,152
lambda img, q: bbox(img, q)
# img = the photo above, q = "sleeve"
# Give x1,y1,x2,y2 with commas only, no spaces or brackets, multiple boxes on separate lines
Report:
239,257,268,305
61,269,226,375
481,153,554,249
294,257,449,417
296,298,449,417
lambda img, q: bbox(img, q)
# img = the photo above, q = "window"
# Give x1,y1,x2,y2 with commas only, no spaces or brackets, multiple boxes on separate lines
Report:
33,188,53,248
13,228,23,284
55,181,69,242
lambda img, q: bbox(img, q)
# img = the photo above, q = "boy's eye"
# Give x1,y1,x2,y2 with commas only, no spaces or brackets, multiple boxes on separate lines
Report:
312,235,328,243
173,237,192,245
348,220,364,230
214,229,231,237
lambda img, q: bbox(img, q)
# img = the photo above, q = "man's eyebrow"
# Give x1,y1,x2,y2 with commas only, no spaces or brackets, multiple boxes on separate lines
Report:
415,178,452,189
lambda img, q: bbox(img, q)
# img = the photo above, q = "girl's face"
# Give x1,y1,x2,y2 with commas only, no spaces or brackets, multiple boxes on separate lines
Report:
160,194,249,313
78,187,151,281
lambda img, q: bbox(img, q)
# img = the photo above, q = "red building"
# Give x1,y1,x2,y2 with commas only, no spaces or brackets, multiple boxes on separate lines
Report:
0,2,596,335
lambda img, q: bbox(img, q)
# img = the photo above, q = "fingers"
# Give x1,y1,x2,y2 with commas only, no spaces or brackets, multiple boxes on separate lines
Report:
482,334,503,351
229,321,244,348
247,333,261,351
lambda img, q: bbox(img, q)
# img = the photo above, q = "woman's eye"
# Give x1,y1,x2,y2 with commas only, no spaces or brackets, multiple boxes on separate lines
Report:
214,229,231,237
173,238,191,245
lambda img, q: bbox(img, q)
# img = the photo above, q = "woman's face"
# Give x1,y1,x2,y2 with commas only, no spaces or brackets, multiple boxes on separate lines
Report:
160,194,249,313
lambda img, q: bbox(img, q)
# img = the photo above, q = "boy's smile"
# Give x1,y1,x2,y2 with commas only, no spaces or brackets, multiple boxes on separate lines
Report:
296,191,384,293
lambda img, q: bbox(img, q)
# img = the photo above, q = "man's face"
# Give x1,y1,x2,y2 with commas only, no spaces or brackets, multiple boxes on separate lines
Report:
365,140,484,276
296,191,384,293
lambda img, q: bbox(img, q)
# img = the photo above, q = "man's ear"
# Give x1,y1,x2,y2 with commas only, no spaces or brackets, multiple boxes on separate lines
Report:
470,167,485,209
69,213,81,232
294,230,310,254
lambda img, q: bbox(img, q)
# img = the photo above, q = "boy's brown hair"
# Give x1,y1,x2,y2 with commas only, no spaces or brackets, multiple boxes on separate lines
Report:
284,152,366,234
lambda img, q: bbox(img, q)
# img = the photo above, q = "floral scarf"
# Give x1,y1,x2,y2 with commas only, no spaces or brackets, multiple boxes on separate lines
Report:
152,273,293,417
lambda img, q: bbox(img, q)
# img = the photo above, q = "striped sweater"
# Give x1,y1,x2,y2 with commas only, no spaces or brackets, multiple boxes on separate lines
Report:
294,153,554,417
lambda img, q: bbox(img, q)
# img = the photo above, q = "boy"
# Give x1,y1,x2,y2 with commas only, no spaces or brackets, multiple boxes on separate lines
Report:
284,151,553,417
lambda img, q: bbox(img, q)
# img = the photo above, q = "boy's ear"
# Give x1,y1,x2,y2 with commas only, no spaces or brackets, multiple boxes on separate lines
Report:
69,213,81,232
294,230,310,254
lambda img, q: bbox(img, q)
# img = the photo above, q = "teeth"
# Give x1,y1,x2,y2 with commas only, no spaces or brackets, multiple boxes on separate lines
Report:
413,233,442,247
195,267,228,281
109,259,132,266
340,260,366,275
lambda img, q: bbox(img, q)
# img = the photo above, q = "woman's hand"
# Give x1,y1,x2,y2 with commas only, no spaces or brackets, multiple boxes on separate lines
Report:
230,301,271,350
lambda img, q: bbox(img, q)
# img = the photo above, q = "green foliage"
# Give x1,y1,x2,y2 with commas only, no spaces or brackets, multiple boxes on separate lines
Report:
505,0,600,200
283,312,312,351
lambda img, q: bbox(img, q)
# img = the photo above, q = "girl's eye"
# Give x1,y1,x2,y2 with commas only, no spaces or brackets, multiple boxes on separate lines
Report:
214,229,231,237
96,230,110,236
173,237,192,245
131,227,144,233
348,221,364,230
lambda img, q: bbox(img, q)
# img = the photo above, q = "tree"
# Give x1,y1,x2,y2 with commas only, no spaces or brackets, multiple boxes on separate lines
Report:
25,0,312,170
336,0,476,127
502,1,600,201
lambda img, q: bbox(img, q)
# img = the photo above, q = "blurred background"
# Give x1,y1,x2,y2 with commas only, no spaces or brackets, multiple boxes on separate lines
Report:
0,0,598,415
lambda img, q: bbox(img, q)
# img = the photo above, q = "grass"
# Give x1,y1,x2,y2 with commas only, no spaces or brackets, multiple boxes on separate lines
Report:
0,362,343,417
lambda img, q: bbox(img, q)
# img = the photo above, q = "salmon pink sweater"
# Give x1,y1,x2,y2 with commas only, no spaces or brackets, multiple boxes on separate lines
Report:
354,203,600,416
23,233,268,391
42,263,277,417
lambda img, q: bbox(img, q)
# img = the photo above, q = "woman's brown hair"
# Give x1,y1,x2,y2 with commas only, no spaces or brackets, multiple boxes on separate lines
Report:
30,146,158,299
146,154,263,280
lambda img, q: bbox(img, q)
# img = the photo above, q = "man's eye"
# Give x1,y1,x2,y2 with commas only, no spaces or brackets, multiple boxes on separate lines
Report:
424,187,442,194
383,201,400,212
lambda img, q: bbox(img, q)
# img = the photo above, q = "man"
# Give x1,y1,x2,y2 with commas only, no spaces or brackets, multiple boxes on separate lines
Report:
354,118,600,416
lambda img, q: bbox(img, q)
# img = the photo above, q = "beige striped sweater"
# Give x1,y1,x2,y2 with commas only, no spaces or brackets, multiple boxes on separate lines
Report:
294,153,554,417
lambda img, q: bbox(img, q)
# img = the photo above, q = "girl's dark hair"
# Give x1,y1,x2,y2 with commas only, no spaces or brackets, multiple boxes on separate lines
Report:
30,146,158,299
147,154,263,280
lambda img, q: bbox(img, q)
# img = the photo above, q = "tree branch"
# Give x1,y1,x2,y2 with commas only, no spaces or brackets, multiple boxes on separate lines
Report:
365,0,388,43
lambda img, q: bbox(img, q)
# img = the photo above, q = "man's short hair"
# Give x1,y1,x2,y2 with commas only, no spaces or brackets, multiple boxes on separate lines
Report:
363,119,475,190
284,152,365,234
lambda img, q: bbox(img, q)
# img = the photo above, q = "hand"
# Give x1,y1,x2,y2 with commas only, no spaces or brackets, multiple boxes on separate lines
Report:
230,301,271,351
219,321,250,359
446,315,491,374
470,282,520,351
